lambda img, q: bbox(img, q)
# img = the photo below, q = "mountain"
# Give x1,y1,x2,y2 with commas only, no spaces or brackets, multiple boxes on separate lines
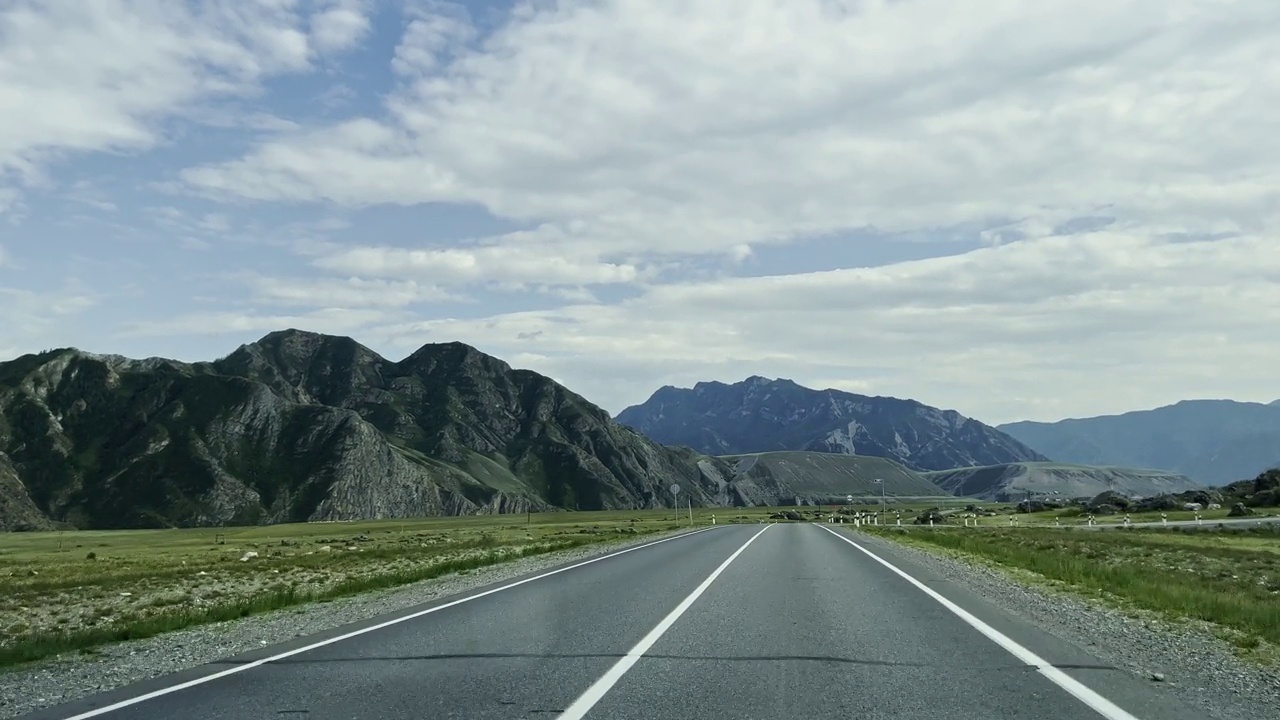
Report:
924,462,1202,502
998,400,1280,485
0,330,752,530
615,376,1048,472
723,451,950,506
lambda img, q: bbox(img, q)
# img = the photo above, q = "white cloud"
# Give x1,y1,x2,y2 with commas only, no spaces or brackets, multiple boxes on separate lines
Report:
118,307,390,339
310,0,372,54
0,0,373,209
313,239,640,287
0,244,7,267
8,0,1279,430
181,0,1280,261
357,230,1280,423
247,275,460,307
0,281,98,357
392,1,474,77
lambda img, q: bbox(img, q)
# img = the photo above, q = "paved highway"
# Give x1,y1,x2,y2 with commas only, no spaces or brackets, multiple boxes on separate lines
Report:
21,524,1216,720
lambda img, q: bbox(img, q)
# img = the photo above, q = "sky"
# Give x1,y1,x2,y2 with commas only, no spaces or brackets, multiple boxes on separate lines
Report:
1,0,1278,426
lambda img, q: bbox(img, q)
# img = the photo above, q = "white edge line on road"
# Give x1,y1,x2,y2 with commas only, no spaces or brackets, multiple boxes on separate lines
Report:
555,523,773,720
54,525,724,720
817,525,1140,720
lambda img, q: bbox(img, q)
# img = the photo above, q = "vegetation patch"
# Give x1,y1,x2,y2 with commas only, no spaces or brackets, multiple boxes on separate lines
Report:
865,525,1280,656
0,509,728,668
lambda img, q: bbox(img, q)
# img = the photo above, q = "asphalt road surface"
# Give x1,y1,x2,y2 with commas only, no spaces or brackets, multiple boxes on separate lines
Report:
21,524,1215,720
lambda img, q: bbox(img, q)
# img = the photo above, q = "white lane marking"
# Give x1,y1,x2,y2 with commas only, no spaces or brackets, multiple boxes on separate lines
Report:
52,526,723,720
556,523,772,720
817,525,1141,720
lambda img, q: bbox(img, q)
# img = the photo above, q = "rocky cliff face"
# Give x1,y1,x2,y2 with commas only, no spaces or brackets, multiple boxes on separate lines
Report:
0,331,740,529
616,376,1048,471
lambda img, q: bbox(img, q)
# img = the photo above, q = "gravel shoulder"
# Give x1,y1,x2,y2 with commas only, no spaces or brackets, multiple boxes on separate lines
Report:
0,527,700,720
859,530,1280,720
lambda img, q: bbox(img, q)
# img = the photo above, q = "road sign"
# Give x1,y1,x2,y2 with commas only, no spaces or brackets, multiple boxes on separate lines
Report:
846,494,853,503
669,483,680,495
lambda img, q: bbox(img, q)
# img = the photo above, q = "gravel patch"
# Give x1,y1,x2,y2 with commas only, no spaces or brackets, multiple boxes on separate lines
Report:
0,528,697,720
859,532,1280,720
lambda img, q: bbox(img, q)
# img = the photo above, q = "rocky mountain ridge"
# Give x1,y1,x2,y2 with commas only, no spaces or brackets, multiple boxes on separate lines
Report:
0,331,745,529
616,376,1048,471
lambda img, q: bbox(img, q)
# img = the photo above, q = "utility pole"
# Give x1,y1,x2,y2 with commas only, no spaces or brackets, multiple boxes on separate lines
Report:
874,478,886,517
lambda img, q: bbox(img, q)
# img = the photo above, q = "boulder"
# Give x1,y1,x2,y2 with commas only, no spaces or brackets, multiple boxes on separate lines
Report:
1133,495,1179,513
914,509,946,525
1088,490,1131,511
1227,503,1254,517
1177,489,1224,507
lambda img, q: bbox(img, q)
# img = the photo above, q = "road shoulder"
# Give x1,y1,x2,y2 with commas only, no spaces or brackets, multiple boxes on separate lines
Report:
834,527,1280,720
0,527,716,720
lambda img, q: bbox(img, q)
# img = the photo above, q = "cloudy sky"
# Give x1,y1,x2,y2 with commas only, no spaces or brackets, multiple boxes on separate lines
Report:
2,0,1277,425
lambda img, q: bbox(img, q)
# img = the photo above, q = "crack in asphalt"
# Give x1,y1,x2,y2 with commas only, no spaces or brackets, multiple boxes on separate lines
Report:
220,652,1118,672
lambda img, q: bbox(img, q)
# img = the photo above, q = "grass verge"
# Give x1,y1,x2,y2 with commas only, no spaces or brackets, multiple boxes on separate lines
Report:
863,525,1280,658
0,538,598,668
3,505,770,670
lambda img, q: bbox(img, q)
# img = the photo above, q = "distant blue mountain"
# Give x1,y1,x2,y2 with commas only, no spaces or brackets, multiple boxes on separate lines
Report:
999,400,1280,485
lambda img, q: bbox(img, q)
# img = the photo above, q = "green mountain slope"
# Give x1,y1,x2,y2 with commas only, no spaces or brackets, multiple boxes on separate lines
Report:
0,331,750,529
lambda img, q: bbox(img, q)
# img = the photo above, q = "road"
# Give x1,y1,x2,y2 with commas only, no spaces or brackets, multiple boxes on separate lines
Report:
20,523,1215,720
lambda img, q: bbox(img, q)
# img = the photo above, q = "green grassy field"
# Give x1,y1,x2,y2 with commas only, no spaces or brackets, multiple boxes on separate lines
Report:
11,498,1258,669
863,525,1280,660
0,507,787,668
1007,506,1276,526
